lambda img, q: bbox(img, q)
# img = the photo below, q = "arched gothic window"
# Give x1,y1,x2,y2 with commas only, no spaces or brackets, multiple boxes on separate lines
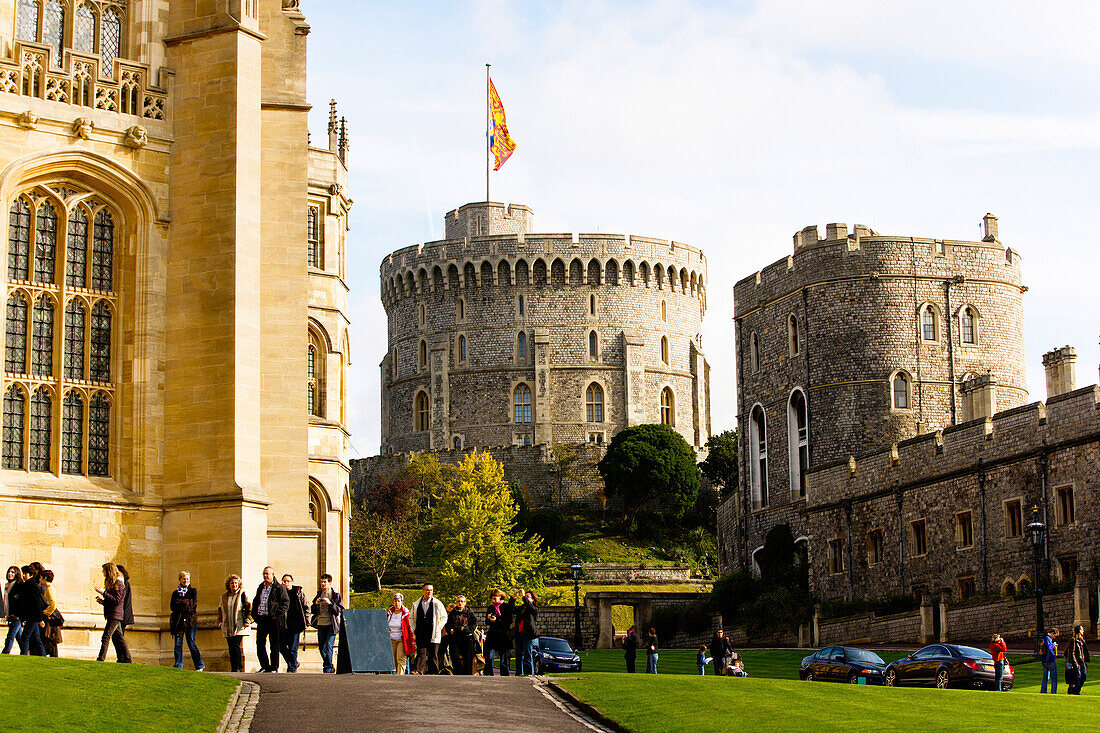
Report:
34,201,57,284
788,390,808,497
589,293,596,316
660,387,674,426
91,209,113,291
587,259,600,285
87,393,109,476
417,339,427,371
64,300,85,380
101,6,122,73
588,330,598,360
661,301,667,322
750,405,768,508
308,330,325,418
515,259,529,286
67,207,88,287
16,0,38,43
31,296,53,377
5,293,27,374
29,388,51,472
516,331,527,359
585,383,604,423
513,384,532,424
920,304,937,341
414,390,430,431
307,344,317,415
75,4,96,53
307,207,320,267
517,295,524,316
89,302,110,382
457,334,466,363
892,371,911,410
453,436,462,449
8,198,31,281
2,385,25,469
660,336,670,365
62,391,83,475
960,307,977,345
457,298,464,321
44,1,64,68
533,259,547,287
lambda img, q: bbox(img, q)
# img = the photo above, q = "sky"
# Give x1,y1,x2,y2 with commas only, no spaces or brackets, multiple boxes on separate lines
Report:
303,0,1100,458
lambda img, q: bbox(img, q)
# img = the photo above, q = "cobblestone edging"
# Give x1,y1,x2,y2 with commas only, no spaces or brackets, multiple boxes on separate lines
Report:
218,681,260,733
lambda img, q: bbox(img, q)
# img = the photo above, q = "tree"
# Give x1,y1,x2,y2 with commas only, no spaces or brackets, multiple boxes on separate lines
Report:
597,423,700,530
349,505,414,590
699,429,738,499
419,451,559,604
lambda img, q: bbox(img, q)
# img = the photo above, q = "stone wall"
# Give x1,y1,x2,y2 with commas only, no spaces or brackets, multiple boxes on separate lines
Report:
578,564,694,582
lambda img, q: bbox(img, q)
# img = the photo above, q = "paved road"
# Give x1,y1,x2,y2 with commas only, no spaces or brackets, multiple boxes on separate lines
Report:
237,673,596,732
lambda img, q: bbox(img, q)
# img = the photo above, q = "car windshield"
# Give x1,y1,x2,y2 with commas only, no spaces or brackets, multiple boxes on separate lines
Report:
955,646,992,660
846,649,885,665
540,638,574,653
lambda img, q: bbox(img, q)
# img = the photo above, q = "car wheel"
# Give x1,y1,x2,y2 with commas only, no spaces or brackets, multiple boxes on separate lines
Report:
936,669,950,689
884,669,896,687
805,670,814,682
848,672,859,684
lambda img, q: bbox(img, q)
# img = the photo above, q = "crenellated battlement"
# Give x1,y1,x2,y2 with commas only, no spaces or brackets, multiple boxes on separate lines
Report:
734,218,1023,315
380,202,707,307
805,384,1100,508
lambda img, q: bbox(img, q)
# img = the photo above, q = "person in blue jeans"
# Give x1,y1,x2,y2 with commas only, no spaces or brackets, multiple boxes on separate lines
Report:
310,574,343,673
509,589,539,675
1040,628,1060,693
170,571,204,671
644,628,659,674
1066,624,1090,695
3,565,23,654
696,645,712,675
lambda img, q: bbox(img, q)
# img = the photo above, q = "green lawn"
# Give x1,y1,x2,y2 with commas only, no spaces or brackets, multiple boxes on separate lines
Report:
0,655,237,732
570,648,1093,696
553,673,1100,733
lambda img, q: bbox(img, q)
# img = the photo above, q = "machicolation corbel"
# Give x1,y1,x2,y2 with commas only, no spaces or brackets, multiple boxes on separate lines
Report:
848,456,857,476
934,432,944,455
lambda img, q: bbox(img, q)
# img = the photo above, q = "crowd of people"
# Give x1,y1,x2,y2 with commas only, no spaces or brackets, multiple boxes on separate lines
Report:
1034,626,1090,695
2,563,344,673
385,584,541,675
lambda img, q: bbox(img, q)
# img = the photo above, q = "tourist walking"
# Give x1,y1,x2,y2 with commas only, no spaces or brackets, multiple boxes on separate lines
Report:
1040,628,1060,693
170,571,204,671
410,584,447,675
95,562,130,662
218,574,251,673
445,595,478,675
3,565,22,654
710,627,733,676
990,633,1007,691
39,569,60,657
280,574,309,673
697,645,712,675
311,573,343,674
112,565,134,663
1066,624,1090,695
18,565,46,656
644,627,659,674
510,589,539,676
622,626,637,673
483,589,513,676
386,592,413,674
254,566,289,672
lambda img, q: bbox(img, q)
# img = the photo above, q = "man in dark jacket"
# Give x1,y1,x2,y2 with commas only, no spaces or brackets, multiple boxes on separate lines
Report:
483,589,513,676
254,566,290,672
16,566,46,657
279,573,309,673
310,574,343,673
622,626,637,673
509,589,539,676
113,565,134,663
169,571,204,670
709,627,734,676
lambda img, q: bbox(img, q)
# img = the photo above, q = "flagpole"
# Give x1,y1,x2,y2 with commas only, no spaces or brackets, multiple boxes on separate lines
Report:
485,63,491,203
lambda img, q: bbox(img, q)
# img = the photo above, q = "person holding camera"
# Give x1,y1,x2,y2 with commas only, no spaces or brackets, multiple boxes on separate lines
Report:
990,633,1007,691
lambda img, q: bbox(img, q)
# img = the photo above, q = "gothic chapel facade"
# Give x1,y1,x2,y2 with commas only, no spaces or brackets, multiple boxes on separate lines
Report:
0,0,352,665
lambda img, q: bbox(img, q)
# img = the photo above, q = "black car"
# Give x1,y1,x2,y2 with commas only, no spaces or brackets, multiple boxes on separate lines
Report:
884,644,1013,690
799,646,887,684
534,636,582,673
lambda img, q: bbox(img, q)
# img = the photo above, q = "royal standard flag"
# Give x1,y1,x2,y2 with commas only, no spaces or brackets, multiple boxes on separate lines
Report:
489,79,517,171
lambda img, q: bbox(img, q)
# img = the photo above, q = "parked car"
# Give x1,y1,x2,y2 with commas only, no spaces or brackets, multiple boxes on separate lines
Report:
883,644,1013,690
533,636,582,673
799,646,887,684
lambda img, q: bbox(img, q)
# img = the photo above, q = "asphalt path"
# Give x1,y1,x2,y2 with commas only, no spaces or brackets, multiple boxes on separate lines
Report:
237,673,595,732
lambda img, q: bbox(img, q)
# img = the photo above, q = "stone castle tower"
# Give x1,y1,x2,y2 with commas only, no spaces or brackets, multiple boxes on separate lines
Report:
378,201,711,455
0,0,351,666
721,216,1027,572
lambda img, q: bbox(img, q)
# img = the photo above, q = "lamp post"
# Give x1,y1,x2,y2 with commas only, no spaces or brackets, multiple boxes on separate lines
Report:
1025,507,1046,647
571,557,583,651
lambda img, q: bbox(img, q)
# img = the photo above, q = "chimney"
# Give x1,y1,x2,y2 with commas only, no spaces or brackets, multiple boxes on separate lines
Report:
961,372,998,421
1042,346,1077,398
982,213,998,242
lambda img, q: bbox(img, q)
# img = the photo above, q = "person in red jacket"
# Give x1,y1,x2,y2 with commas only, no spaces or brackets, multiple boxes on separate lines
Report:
990,633,1008,691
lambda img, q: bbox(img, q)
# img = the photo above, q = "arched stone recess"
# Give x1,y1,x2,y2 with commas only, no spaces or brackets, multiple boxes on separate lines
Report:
579,375,612,427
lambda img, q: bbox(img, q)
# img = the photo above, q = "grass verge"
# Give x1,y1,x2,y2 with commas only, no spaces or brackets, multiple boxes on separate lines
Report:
554,673,1100,733
0,655,238,732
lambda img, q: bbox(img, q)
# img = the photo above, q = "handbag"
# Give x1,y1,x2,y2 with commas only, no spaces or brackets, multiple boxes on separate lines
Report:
48,609,64,627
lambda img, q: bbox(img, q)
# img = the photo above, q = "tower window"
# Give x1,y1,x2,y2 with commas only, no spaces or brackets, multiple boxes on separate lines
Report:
955,511,973,548
827,539,844,574
1004,499,1022,538
516,331,527,360
588,330,598,360
307,207,320,267
788,390,808,497
750,405,767,509
749,332,759,373
513,384,532,424
660,336,669,365
2,385,25,470
921,305,937,341
660,387,674,426
89,302,110,382
67,208,88,288
458,334,466,363
892,371,911,410
518,295,524,316
589,294,596,316
910,519,927,557
1056,486,1076,526
418,339,427,371
867,529,884,565
661,301,667,321
788,314,799,356
414,391,430,431
457,298,465,321
960,306,977,345
585,383,604,423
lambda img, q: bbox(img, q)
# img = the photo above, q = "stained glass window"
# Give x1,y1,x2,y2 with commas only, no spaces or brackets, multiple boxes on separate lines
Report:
34,201,57,285
91,209,113,291
8,199,31,281
64,300,85,380
307,207,318,267
101,7,121,74
67,208,88,287
89,302,110,382
30,296,53,377
75,4,96,53
62,391,83,474
88,393,109,476
16,0,38,42
44,1,64,68
5,293,27,374
29,388,51,472
2,385,24,469
307,344,317,416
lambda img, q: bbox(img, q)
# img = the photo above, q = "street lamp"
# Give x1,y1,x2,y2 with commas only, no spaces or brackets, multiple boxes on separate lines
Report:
1025,507,1046,647
570,557,583,651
